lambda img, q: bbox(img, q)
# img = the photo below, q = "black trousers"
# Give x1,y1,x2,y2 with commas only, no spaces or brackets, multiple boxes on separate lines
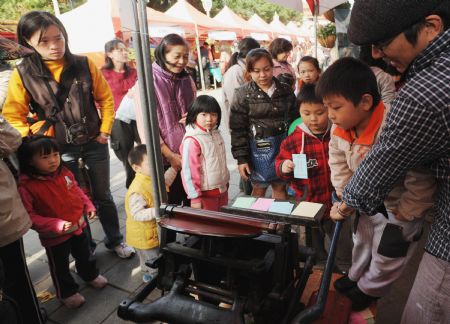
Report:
165,165,190,207
110,119,141,188
0,238,45,324
45,231,98,298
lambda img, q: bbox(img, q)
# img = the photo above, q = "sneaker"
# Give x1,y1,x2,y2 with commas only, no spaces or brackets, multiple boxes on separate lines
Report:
143,273,153,283
114,243,135,259
346,286,379,311
89,275,108,289
334,275,357,293
61,293,85,309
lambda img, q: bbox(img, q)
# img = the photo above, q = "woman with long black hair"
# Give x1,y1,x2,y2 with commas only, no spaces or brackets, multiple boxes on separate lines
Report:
3,11,134,259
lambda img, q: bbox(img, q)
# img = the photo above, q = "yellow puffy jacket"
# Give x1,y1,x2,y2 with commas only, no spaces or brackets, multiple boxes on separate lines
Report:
125,173,159,250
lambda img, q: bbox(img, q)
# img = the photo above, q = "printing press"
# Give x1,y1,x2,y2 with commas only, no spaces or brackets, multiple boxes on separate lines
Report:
118,203,343,324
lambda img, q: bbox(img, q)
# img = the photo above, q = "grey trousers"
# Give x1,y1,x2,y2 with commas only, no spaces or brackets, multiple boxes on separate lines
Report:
401,252,450,324
323,218,353,271
349,211,423,297
136,248,159,276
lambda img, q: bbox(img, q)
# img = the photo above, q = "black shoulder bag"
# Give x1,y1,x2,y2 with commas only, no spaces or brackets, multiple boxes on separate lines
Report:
42,77,90,145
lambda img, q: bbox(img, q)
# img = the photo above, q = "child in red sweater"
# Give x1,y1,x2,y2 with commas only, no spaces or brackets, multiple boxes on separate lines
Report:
275,84,351,271
17,136,107,309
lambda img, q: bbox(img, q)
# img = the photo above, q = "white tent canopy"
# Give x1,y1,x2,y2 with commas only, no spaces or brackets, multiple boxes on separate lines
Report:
213,5,269,39
58,0,116,53
270,13,295,40
248,14,274,38
165,0,237,32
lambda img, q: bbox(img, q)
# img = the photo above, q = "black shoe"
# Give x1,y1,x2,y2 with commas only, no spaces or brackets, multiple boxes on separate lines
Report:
346,286,379,311
334,275,357,293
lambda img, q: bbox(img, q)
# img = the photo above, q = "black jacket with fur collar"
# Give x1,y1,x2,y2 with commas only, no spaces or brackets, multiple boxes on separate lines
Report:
230,77,297,164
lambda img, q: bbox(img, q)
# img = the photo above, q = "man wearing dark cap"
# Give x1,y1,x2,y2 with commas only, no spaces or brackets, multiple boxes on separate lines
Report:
330,1,450,322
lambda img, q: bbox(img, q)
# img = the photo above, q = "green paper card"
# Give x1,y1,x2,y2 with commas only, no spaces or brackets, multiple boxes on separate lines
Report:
232,197,257,209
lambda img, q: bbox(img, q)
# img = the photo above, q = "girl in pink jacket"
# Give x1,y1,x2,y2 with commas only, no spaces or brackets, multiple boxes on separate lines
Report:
180,95,230,211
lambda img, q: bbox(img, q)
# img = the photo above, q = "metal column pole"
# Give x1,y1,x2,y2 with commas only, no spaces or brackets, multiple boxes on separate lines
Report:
195,23,206,91
131,0,168,214
314,0,318,58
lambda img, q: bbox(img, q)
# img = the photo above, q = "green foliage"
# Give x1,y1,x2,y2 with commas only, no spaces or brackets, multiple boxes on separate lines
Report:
0,0,86,20
317,23,336,39
150,0,205,13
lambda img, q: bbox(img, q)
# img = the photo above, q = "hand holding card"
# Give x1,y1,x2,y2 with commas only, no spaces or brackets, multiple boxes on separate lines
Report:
293,154,308,179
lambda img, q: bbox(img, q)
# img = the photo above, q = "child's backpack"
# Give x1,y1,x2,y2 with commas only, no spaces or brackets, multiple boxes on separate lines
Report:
0,259,21,324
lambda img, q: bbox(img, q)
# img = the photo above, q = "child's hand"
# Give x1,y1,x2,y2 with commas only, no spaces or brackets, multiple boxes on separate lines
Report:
191,202,202,209
87,211,96,220
63,221,73,232
281,160,294,174
238,163,251,181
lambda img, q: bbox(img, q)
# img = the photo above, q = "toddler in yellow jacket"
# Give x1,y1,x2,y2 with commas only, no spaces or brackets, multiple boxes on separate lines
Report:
125,144,177,282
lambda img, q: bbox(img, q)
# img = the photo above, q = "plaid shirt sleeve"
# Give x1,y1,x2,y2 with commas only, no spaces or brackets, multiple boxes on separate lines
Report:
343,97,448,214
345,30,450,261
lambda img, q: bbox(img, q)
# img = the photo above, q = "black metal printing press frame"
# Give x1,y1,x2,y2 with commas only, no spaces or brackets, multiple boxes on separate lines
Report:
117,204,343,324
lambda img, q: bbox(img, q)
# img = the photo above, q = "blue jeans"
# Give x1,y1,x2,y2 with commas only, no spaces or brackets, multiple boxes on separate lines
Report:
61,140,123,249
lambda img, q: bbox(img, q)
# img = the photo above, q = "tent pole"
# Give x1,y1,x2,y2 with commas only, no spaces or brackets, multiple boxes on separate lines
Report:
132,0,168,214
314,0,318,58
195,23,206,91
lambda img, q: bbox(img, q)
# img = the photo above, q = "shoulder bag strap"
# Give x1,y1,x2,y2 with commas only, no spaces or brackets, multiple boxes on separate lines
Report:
34,79,66,135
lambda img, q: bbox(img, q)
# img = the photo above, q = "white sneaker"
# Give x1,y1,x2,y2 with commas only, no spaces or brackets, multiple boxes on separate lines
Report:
114,243,135,259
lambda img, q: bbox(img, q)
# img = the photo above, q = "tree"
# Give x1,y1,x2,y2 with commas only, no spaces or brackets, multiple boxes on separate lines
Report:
150,0,205,13
0,0,86,20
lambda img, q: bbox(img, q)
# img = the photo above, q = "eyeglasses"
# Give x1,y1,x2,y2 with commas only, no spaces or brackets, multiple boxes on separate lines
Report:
372,35,396,52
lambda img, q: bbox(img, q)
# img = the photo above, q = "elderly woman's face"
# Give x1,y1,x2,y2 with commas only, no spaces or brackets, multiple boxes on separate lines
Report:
164,45,189,74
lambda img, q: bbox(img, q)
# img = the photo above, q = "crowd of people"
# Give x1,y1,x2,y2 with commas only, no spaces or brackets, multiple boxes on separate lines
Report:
0,0,449,323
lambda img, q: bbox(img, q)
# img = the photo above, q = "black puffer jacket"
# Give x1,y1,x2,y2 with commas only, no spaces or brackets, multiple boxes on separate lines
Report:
230,78,297,164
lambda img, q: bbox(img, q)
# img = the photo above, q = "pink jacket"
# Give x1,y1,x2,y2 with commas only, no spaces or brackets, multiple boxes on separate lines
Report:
18,167,95,247
272,60,296,78
180,124,229,204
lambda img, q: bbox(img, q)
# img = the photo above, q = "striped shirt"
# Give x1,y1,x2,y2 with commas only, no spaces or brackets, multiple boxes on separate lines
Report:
343,29,450,262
